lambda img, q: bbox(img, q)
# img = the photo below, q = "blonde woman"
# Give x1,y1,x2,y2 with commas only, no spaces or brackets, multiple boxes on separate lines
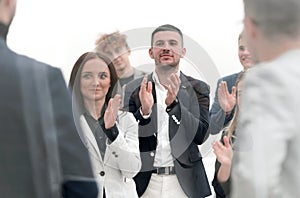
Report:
212,71,245,198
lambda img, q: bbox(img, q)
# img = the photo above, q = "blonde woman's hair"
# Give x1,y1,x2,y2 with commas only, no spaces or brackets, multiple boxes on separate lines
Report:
224,71,246,141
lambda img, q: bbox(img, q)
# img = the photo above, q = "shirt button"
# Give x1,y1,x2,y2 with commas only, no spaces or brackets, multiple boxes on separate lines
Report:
100,171,105,176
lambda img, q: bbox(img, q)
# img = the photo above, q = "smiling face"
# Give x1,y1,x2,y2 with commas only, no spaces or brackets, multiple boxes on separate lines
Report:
149,30,186,71
80,57,111,103
238,35,253,70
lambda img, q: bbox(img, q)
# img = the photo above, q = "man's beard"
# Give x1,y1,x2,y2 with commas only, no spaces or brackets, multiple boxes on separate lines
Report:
155,60,179,71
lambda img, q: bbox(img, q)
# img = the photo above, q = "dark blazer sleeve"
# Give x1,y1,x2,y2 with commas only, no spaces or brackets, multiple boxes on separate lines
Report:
47,67,98,197
168,75,210,145
208,73,239,135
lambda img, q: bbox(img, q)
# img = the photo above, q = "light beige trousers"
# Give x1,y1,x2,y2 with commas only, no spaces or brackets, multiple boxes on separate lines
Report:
141,174,188,198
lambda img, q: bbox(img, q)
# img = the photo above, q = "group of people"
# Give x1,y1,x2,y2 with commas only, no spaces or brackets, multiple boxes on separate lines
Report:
1,0,300,198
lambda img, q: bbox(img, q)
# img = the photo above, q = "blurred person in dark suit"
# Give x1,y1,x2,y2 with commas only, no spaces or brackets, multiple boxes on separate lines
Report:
0,0,98,197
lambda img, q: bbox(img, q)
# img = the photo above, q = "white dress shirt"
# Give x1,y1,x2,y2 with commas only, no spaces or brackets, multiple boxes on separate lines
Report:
151,71,180,167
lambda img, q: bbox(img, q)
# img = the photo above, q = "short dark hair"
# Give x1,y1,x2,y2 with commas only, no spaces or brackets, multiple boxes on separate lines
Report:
151,24,184,46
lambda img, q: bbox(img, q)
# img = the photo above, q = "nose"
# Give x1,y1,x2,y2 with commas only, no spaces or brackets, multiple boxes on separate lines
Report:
162,42,171,50
244,47,250,55
110,52,120,61
92,76,100,86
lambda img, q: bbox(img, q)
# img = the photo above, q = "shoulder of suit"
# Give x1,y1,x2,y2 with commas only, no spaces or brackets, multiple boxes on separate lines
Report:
10,50,61,74
133,68,148,77
125,72,151,91
181,73,210,93
218,72,240,83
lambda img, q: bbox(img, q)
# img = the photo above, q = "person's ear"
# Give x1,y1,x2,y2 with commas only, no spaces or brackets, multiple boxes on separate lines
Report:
180,47,186,58
149,48,154,59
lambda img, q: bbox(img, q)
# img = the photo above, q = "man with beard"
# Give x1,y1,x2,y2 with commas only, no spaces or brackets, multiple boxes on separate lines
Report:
124,24,211,198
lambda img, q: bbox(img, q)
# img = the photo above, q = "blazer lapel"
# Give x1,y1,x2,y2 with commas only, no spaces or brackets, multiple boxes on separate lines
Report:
79,115,102,162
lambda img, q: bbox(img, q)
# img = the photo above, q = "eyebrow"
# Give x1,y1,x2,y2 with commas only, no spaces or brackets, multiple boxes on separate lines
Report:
81,71,108,74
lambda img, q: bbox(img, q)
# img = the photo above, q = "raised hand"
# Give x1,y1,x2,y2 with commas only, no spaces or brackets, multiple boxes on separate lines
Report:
139,75,154,115
162,73,181,106
218,81,236,114
213,136,233,167
104,94,121,129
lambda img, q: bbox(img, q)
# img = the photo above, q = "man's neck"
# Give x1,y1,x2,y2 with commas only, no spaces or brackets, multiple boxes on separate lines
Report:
83,99,105,120
155,67,179,85
118,66,134,78
0,22,9,41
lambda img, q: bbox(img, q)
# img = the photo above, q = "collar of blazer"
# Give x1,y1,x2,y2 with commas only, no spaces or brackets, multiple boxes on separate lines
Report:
79,115,106,162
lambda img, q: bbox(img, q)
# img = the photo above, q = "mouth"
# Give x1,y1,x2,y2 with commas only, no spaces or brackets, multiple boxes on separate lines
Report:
242,56,251,62
160,54,173,61
89,89,102,92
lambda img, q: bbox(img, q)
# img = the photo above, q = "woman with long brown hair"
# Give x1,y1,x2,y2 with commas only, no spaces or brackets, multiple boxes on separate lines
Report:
69,52,141,198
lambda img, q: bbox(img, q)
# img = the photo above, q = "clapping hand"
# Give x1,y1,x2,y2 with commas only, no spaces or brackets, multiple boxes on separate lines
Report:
213,136,233,167
162,73,181,106
139,75,153,116
104,94,121,129
218,81,236,114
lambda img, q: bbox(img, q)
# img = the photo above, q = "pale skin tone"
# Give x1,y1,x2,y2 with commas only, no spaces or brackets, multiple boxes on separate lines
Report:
218,35,252,114
105,46,134,78
213,135,232,182
0,0,17,26
213,81,242,183
244,16,300,63
140,30,185,115
80,57,120,129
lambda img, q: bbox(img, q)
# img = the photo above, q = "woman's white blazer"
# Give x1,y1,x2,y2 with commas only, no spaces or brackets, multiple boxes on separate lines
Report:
78,111,141,198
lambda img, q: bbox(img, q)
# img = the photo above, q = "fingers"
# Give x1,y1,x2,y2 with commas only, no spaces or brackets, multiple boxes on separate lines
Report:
223,136,231,149
163,74,180,94
140,75,148,93
107,98,113,110
147,81,152,93
107,95,121,113
231,86,237,98
170,73,181,86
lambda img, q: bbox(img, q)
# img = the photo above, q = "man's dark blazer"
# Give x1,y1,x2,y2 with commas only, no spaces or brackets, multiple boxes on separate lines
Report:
208,72,240,135
124,72,212,198
0,38,97,198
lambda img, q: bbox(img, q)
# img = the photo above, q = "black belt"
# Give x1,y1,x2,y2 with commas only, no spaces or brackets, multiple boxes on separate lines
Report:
152,166,175,175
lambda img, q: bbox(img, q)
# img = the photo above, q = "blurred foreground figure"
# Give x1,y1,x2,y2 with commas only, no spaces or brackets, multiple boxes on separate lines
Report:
232,0,300,198
0,0,98,197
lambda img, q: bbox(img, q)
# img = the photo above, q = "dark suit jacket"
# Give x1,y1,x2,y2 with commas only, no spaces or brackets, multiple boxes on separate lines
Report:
124,72,212,198
0,38,97,198
208,72,240,135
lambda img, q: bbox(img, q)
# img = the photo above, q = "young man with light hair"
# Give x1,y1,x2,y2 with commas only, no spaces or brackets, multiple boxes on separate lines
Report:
95,31,146,87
